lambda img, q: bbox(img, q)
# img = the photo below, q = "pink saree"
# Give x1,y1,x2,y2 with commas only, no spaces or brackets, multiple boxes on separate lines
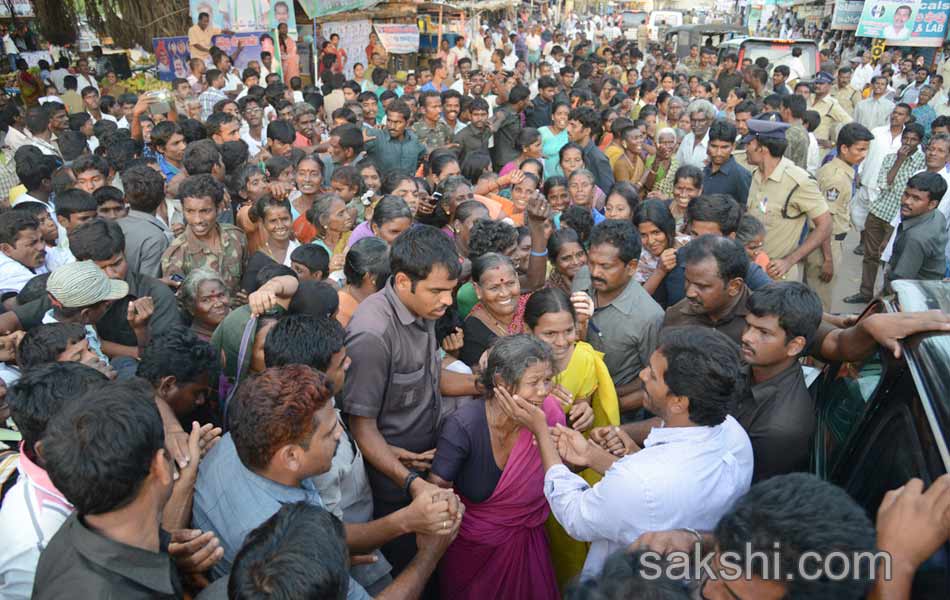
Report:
439,396,565,600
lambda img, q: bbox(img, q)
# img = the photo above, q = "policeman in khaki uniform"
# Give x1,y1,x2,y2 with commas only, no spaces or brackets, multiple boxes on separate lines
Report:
809,71,853,154
803,124,874,309
833,66,864,115
745,119,833,284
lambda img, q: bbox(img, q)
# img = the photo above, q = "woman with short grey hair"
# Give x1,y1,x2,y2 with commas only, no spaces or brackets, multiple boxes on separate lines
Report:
179,268,231,341
428,333,565,599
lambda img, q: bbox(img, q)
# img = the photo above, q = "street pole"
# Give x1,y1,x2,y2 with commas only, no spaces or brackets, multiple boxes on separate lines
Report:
437,3,444,60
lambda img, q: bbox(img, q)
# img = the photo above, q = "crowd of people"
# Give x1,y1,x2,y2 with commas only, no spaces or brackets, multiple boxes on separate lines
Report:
2,10,950,600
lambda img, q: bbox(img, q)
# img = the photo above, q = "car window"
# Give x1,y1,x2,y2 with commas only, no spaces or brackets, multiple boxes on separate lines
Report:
837,403,950,595
813,351,884,475
841,403,928,513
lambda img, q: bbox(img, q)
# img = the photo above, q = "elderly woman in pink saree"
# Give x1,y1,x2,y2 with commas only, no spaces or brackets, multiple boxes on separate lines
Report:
430,334,563,600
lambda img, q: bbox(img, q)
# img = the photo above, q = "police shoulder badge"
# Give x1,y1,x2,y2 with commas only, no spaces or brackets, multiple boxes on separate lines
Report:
825,188,840,202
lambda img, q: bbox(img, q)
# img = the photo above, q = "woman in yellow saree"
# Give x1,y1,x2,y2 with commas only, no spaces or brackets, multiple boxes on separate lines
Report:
524,287,620,589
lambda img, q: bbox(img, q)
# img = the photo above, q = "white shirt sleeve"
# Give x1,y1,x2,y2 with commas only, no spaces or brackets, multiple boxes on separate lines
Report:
543,462,645,544
675,135,690,166
0,259,40,295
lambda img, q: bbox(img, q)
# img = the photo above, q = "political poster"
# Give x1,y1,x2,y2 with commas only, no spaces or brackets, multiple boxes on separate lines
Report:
832,0,865,30
856,0,950,47
211,32,268,72
323,20,372,80
153,37,191,82
374,24,421,54
189,1,295,35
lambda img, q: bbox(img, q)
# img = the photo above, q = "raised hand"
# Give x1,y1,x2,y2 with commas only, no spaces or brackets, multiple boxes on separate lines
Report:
441,327,464,355
551,423,592,468
876,475,950,573
570,292,594,324
568,401,594,432
495,385,547,435
127,297,155,331
525,191,551,223
168,528,224,574
392,445,436,471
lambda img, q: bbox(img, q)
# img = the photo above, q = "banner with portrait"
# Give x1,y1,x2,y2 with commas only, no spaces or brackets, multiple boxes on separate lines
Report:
856,0,950,47
153,37,191,82
211,32,268,73
832,0,865,30
322,20,372,80
190,1,297,35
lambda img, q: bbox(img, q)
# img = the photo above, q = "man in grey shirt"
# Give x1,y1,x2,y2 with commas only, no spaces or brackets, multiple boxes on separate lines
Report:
573,220,663,418
341,226,466,574
193,365,462,600
117,165,172,279
886,171,949,291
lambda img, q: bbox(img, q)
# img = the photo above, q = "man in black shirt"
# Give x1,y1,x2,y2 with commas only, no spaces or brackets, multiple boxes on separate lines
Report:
734,281,823,483
716,52,744,102
9,218,182,356
886,171,949,292
489,84,530,171
525,76,557,128
453,97,492,163
567,106,615,194
33,380,182,599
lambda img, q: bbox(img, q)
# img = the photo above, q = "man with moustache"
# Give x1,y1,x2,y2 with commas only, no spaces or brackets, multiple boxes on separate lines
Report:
662,234,751,347
734,281,823,483
572,220,663,416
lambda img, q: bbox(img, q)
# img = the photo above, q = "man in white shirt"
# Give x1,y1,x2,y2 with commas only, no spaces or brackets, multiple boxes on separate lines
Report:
447,36,470,80
892,57,914,92
897,66,929,105
1,25,18,73
23,106,62,159
676,99,715,168
515,326,752,579
852,104,909,240
502,42,519,72
73,58,98,93
49,58,70,93
0,363,109,600
0,210,48,296
851,52,875,92
854,76,896,131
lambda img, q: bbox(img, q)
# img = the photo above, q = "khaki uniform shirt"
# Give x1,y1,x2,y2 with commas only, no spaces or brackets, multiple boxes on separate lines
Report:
747,157,829,260
809,94,853,145
733,147,751,171
816,157,855,236
833,84,863,115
